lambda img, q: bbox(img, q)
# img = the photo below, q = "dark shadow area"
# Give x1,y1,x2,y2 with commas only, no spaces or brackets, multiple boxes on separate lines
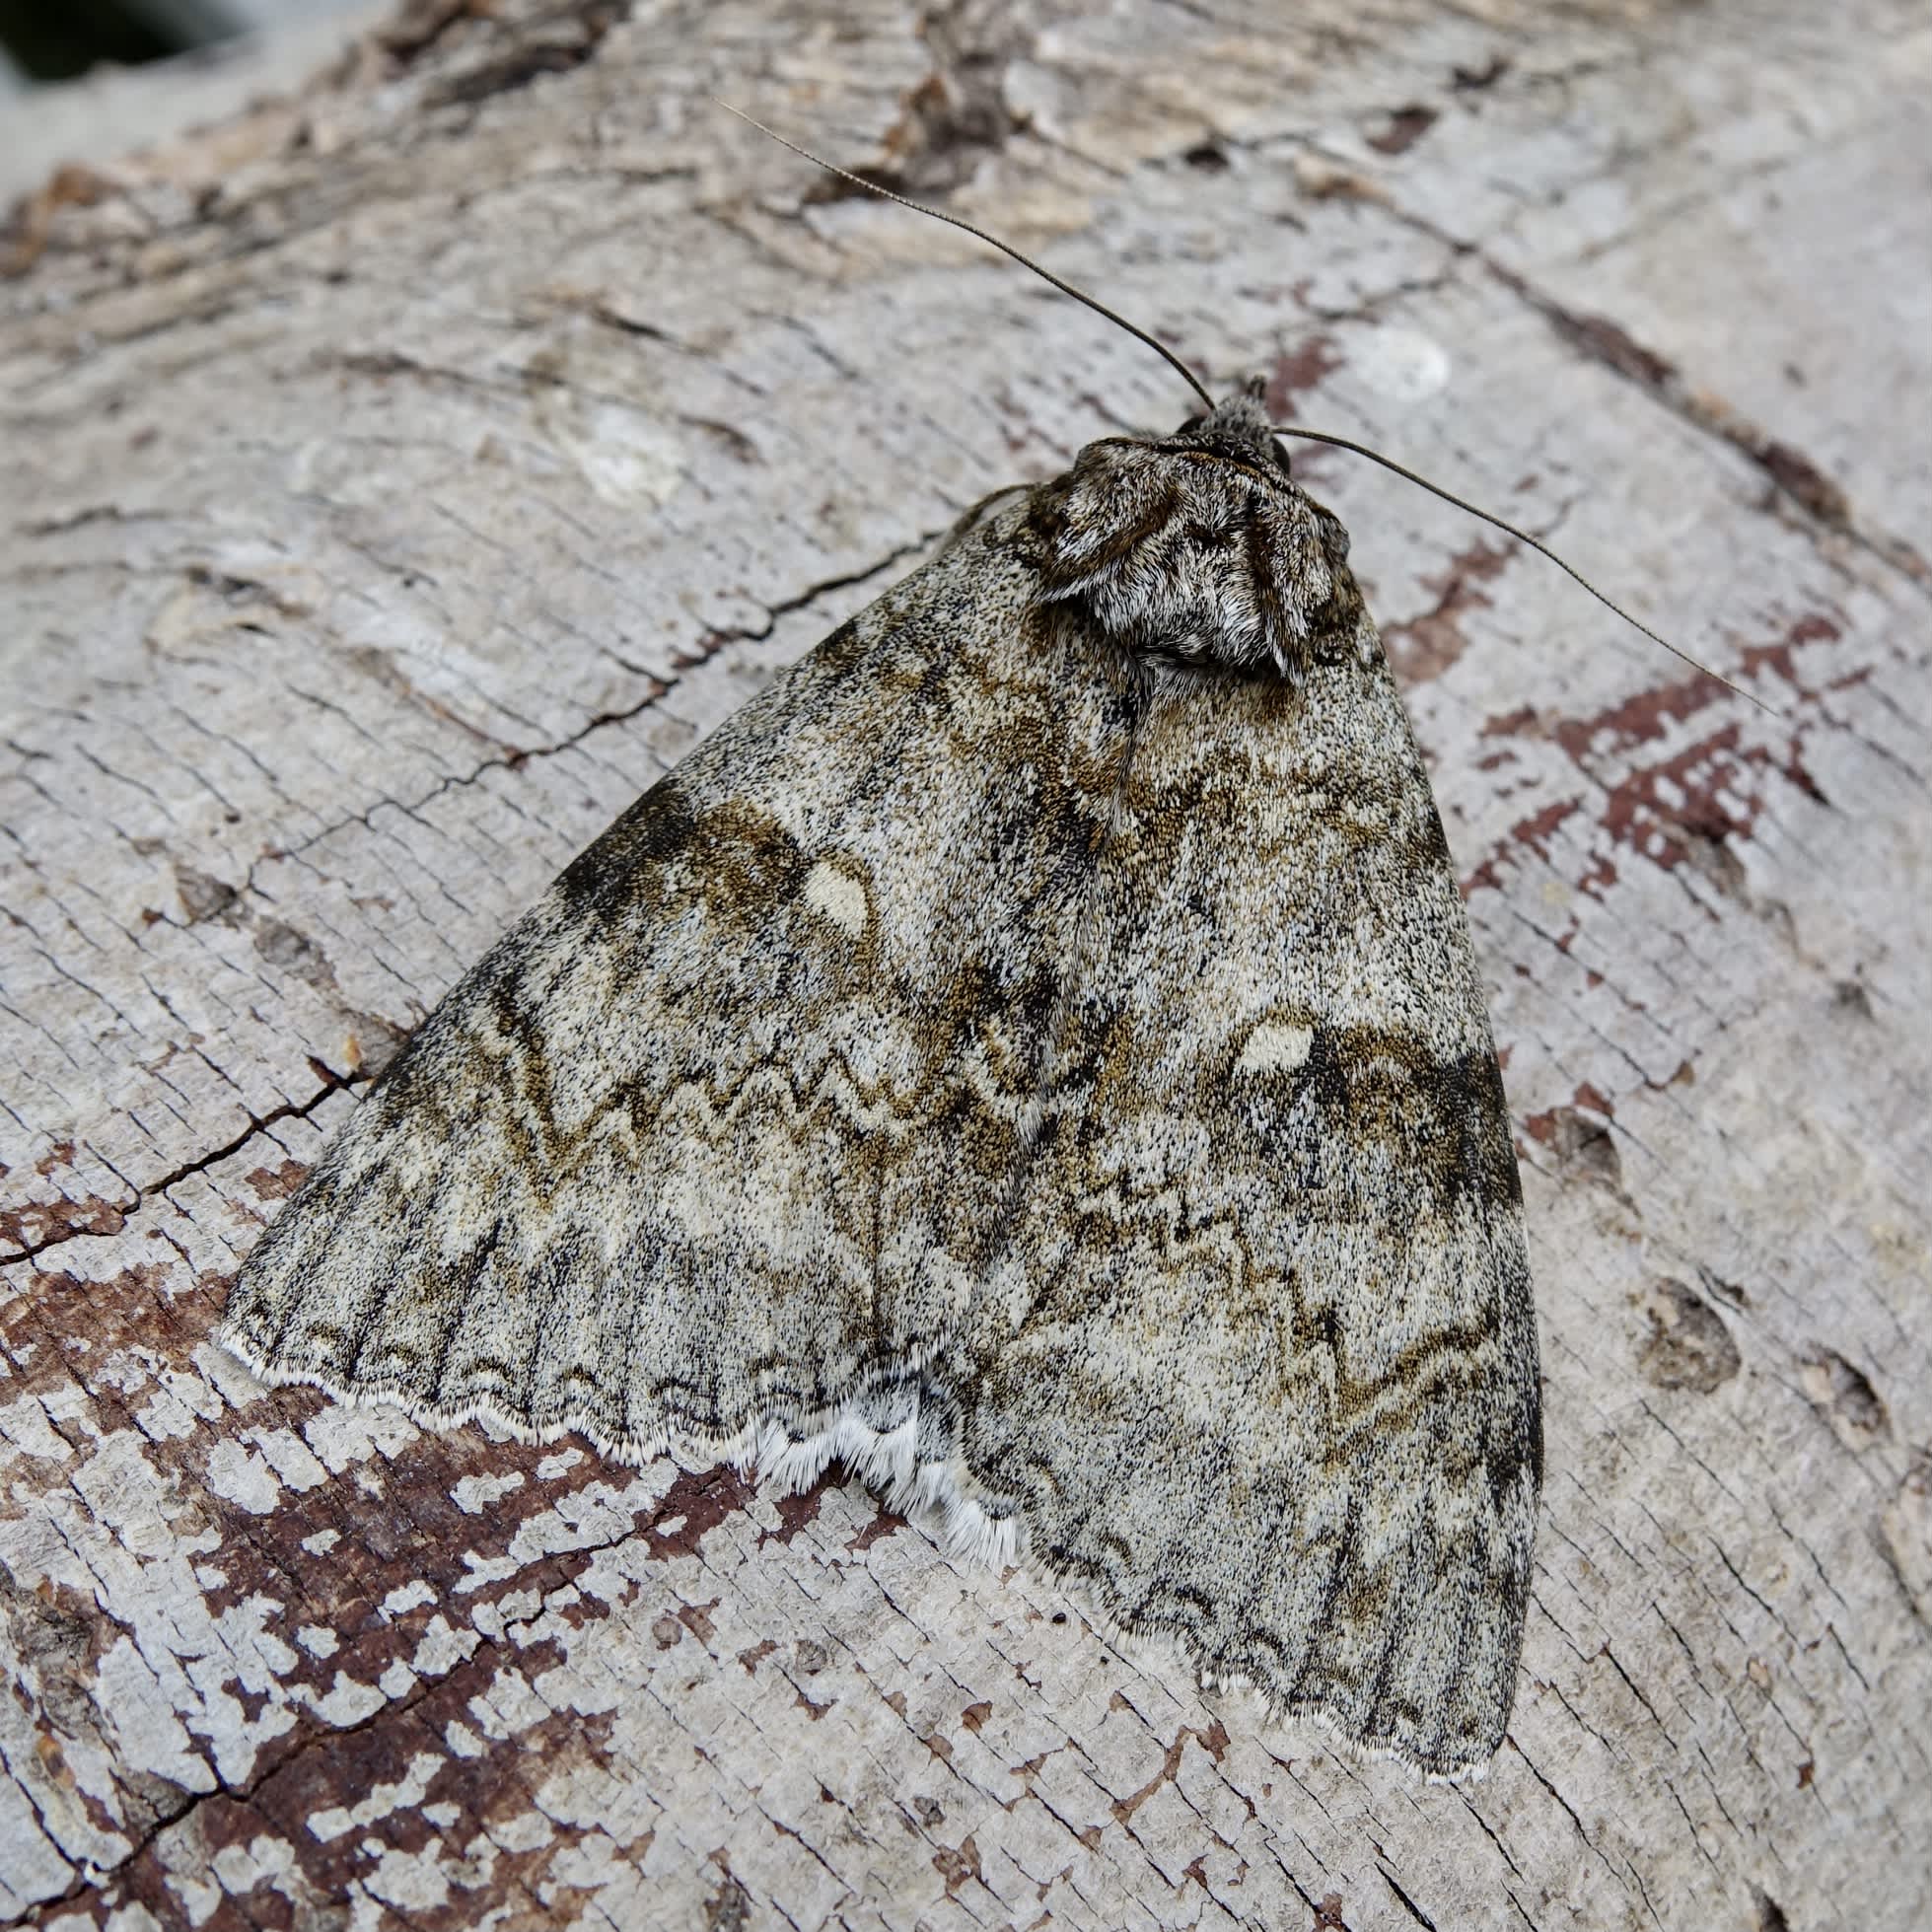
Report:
0,0,237,82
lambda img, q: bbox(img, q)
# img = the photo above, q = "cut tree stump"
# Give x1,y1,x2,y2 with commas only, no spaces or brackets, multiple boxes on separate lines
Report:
3,2,1928,1927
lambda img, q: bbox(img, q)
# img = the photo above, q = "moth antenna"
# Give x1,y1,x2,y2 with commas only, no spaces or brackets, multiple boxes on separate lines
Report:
1273,422,1777,716
716,100,1763,716
714,98,1216,411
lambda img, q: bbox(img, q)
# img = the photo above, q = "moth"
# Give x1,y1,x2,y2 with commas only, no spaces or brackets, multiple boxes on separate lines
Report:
221,126,1736,1779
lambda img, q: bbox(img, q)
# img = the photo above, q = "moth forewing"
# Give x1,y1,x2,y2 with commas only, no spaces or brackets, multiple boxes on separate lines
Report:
222,386,1537,1779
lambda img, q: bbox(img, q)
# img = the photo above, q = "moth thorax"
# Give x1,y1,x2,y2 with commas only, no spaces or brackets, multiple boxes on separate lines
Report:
1035,435,1359,683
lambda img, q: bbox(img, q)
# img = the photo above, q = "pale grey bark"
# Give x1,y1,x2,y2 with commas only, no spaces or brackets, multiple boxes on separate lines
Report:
2,1,1927,1927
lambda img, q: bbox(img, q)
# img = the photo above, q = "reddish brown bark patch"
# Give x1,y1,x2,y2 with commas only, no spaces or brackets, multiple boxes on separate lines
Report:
1384,539,1512,686
1266,336,1344,419
933,1832,983,1894
0,1192,131,1256
1366,105,1439,155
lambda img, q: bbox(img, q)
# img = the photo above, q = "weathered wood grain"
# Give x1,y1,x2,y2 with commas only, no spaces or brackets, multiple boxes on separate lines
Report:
3,1,1927,1926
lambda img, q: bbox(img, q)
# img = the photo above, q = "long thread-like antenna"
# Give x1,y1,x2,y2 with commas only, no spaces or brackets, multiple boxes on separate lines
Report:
714,100,1214,411
1274,424,1774,714
721,100,1770,714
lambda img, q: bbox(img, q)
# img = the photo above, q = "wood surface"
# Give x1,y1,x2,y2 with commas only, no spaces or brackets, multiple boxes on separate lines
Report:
3,1,1928,1925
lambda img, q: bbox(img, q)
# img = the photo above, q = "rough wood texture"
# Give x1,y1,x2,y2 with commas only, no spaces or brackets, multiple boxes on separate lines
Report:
3,2,1927,1926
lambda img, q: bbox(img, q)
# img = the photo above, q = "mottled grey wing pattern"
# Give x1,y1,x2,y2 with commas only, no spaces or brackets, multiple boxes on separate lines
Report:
221,522,1141,1457
222,388,1538,1778
958,619,1538,1776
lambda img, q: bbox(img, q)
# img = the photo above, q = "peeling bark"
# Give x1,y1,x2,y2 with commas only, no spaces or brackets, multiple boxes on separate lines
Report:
3,1,1928,1927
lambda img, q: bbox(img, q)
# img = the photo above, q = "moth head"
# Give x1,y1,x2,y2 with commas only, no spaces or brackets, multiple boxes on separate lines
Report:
1034,378,1361,682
